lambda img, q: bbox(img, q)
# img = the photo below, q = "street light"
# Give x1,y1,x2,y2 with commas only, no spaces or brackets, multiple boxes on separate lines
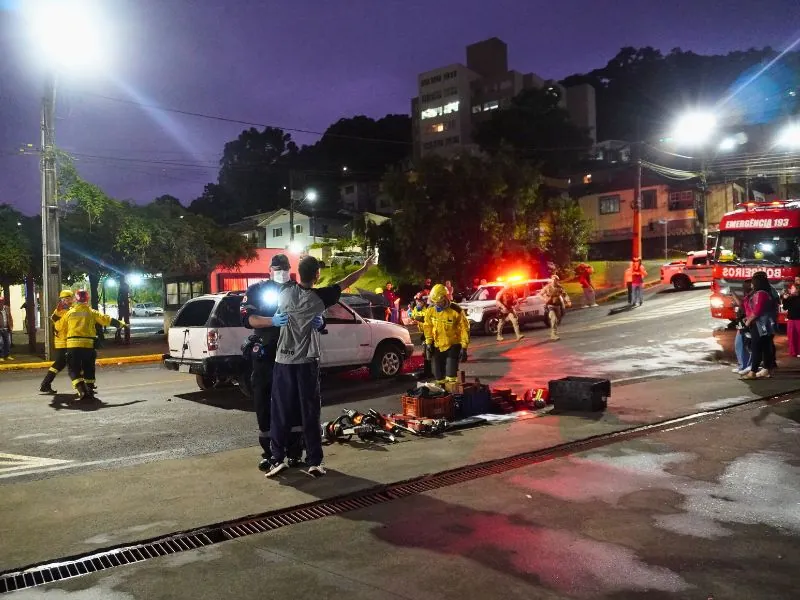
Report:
289,185,318,243
776,123,800,149
23,0,108,360
671,111,717,147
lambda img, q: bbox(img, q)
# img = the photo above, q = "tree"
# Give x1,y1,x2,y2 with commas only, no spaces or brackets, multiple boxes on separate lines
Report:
561,46,800,142
543,199,591,273
384,152,545,283
0,205,32,303
474,87,593,173
190,127,298,224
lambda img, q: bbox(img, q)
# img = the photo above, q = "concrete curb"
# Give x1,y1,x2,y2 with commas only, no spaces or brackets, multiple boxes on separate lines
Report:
0,354,163,372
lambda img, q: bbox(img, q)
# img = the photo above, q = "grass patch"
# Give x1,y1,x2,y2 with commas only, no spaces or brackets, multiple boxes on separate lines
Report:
318,264,398,294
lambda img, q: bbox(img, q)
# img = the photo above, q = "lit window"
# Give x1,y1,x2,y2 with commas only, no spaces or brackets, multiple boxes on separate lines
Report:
472,105,481,114
483,100,499,111
443,101,459,114
599,195,620,215
434,123,444,133
421,106,443,120
583,174,592,184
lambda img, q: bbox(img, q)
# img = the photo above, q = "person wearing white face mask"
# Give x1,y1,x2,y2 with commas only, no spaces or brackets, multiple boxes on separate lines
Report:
240,254,302,472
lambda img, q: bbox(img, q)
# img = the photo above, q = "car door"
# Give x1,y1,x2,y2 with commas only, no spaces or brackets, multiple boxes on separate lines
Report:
689,256,713,282
321,302,372,367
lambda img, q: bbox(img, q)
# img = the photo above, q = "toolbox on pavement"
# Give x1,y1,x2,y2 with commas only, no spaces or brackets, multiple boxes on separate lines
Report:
402,393,455,420
548,376,610,412
454,384,492,418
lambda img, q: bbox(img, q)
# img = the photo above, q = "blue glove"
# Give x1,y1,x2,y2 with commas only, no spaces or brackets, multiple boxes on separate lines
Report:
311,314,324,330
272,313,289,327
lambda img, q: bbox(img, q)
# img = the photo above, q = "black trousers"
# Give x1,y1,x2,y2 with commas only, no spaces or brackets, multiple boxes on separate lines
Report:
432,344,461,381
271,361,323,467
67,348,96,387
251,344,302,459
49,349,68,374
749,329,776,373
626,282,633,304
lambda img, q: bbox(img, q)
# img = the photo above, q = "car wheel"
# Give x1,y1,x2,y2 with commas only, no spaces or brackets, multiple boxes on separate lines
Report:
145,311,151,317
483,314,499,336
673,275,691,291
370,343,404,378
196,374,217,390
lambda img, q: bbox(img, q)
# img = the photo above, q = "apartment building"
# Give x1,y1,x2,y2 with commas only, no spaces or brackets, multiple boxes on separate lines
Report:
412,37,596,160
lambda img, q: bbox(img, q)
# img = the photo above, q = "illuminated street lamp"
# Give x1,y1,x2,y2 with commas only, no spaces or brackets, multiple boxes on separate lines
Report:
671,111,717,147
289,186,318,243
23,0,109,360
776,123,800,149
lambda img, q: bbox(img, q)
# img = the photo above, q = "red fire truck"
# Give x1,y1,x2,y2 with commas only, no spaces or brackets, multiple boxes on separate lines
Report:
710,200,800,323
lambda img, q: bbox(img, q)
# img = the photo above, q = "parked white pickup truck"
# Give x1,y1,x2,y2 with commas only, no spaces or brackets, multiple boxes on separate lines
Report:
163,292,414,396
660,251,713,291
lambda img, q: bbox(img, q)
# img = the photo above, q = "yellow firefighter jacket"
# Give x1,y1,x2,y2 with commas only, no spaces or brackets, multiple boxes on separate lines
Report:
57,304,119,349
422,303,469,352
409,304,426,323
50,305,71,349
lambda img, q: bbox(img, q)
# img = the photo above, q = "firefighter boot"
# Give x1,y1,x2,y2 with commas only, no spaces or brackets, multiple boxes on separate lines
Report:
511,315,524,342
39,371,57,394
75,381,91,402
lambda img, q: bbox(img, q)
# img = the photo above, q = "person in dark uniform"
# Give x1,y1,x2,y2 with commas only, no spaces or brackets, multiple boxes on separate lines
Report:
240,254,303,471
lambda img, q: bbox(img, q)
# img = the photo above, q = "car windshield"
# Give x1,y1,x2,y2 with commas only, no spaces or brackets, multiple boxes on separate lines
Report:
715,229,800,266
469,285,503,301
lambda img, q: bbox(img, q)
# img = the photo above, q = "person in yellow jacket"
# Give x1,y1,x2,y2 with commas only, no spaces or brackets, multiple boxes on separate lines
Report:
57,290,127,400
422,284,470,384
39,290,75,394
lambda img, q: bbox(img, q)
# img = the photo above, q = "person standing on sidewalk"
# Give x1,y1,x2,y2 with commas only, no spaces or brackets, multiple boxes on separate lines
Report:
630,258,647,307
39,290,75,393
495,284,524,342
241,254,303,472
731,280,753,375
742,272,778,379
0,296,13,361
383,282,400,323
782,276,800,358
577,263,599,308
267,255,375,478
60,290,127,401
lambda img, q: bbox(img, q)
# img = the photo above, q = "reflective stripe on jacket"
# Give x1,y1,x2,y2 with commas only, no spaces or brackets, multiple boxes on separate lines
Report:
422,304,469,352
59,304,117,349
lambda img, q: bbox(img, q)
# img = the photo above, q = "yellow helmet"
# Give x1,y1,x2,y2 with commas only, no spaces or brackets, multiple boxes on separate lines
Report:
374,287,384,295
59,290,74,299
429,284,448,304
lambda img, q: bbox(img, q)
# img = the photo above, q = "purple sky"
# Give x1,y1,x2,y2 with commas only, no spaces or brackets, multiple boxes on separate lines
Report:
1,0,798,215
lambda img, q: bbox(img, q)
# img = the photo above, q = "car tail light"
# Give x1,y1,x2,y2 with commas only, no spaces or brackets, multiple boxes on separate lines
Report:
710,295,725,309
207,330,219,351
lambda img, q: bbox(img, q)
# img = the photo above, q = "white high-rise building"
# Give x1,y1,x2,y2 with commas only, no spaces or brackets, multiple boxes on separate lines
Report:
411,37,596,161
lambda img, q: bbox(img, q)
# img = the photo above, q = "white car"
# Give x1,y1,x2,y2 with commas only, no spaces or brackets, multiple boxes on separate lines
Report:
131,302,164,317
460,279,555,335
330,251,367,266
163,292,414,394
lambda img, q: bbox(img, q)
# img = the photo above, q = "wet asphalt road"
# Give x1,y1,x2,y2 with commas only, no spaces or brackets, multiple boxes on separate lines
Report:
0,286,725,484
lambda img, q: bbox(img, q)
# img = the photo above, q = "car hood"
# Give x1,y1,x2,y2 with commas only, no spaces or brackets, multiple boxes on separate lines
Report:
363,319,412,343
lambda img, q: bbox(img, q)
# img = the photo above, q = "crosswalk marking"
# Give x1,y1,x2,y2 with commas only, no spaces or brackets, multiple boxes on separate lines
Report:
0,452,72,475
581,297,711,331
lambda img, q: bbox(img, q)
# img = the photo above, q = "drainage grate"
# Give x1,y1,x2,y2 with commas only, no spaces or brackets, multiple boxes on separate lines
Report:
0,391,793,595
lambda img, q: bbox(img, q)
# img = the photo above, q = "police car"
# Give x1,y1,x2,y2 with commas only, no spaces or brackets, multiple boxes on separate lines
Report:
459,278,556,335
163,292,415,394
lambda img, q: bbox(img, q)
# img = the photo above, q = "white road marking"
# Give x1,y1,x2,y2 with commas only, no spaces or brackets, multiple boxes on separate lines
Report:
0,452,72,474
0,450,177,479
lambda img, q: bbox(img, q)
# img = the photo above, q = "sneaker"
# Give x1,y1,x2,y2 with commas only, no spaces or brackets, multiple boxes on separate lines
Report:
591,304,599,307
756,368,771,379
257,457,273,472
7,356,14,361
738,367,752,375
496,336,504,342
550,336,560,342
264,459,288,478
515,335,525,342
731,367,742,373
287,456,304,468
740,371,757,380
307,465,327,478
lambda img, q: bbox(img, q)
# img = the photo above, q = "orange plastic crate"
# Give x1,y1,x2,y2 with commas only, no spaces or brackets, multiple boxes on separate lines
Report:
401,394,454,420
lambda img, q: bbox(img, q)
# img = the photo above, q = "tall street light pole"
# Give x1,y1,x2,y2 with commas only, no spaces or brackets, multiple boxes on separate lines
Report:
632,141,643,260
40,72,61,361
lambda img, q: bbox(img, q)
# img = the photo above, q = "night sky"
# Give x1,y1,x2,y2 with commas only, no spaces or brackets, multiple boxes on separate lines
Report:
1,0,797,215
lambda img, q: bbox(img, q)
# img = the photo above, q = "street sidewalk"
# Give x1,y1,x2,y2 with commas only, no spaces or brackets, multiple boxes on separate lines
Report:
2,365,799,573
0,337,167,372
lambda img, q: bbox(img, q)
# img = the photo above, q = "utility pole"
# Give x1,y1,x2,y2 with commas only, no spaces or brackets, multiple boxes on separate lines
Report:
288,170,295,243
40,73,61,361
632,141,642,259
